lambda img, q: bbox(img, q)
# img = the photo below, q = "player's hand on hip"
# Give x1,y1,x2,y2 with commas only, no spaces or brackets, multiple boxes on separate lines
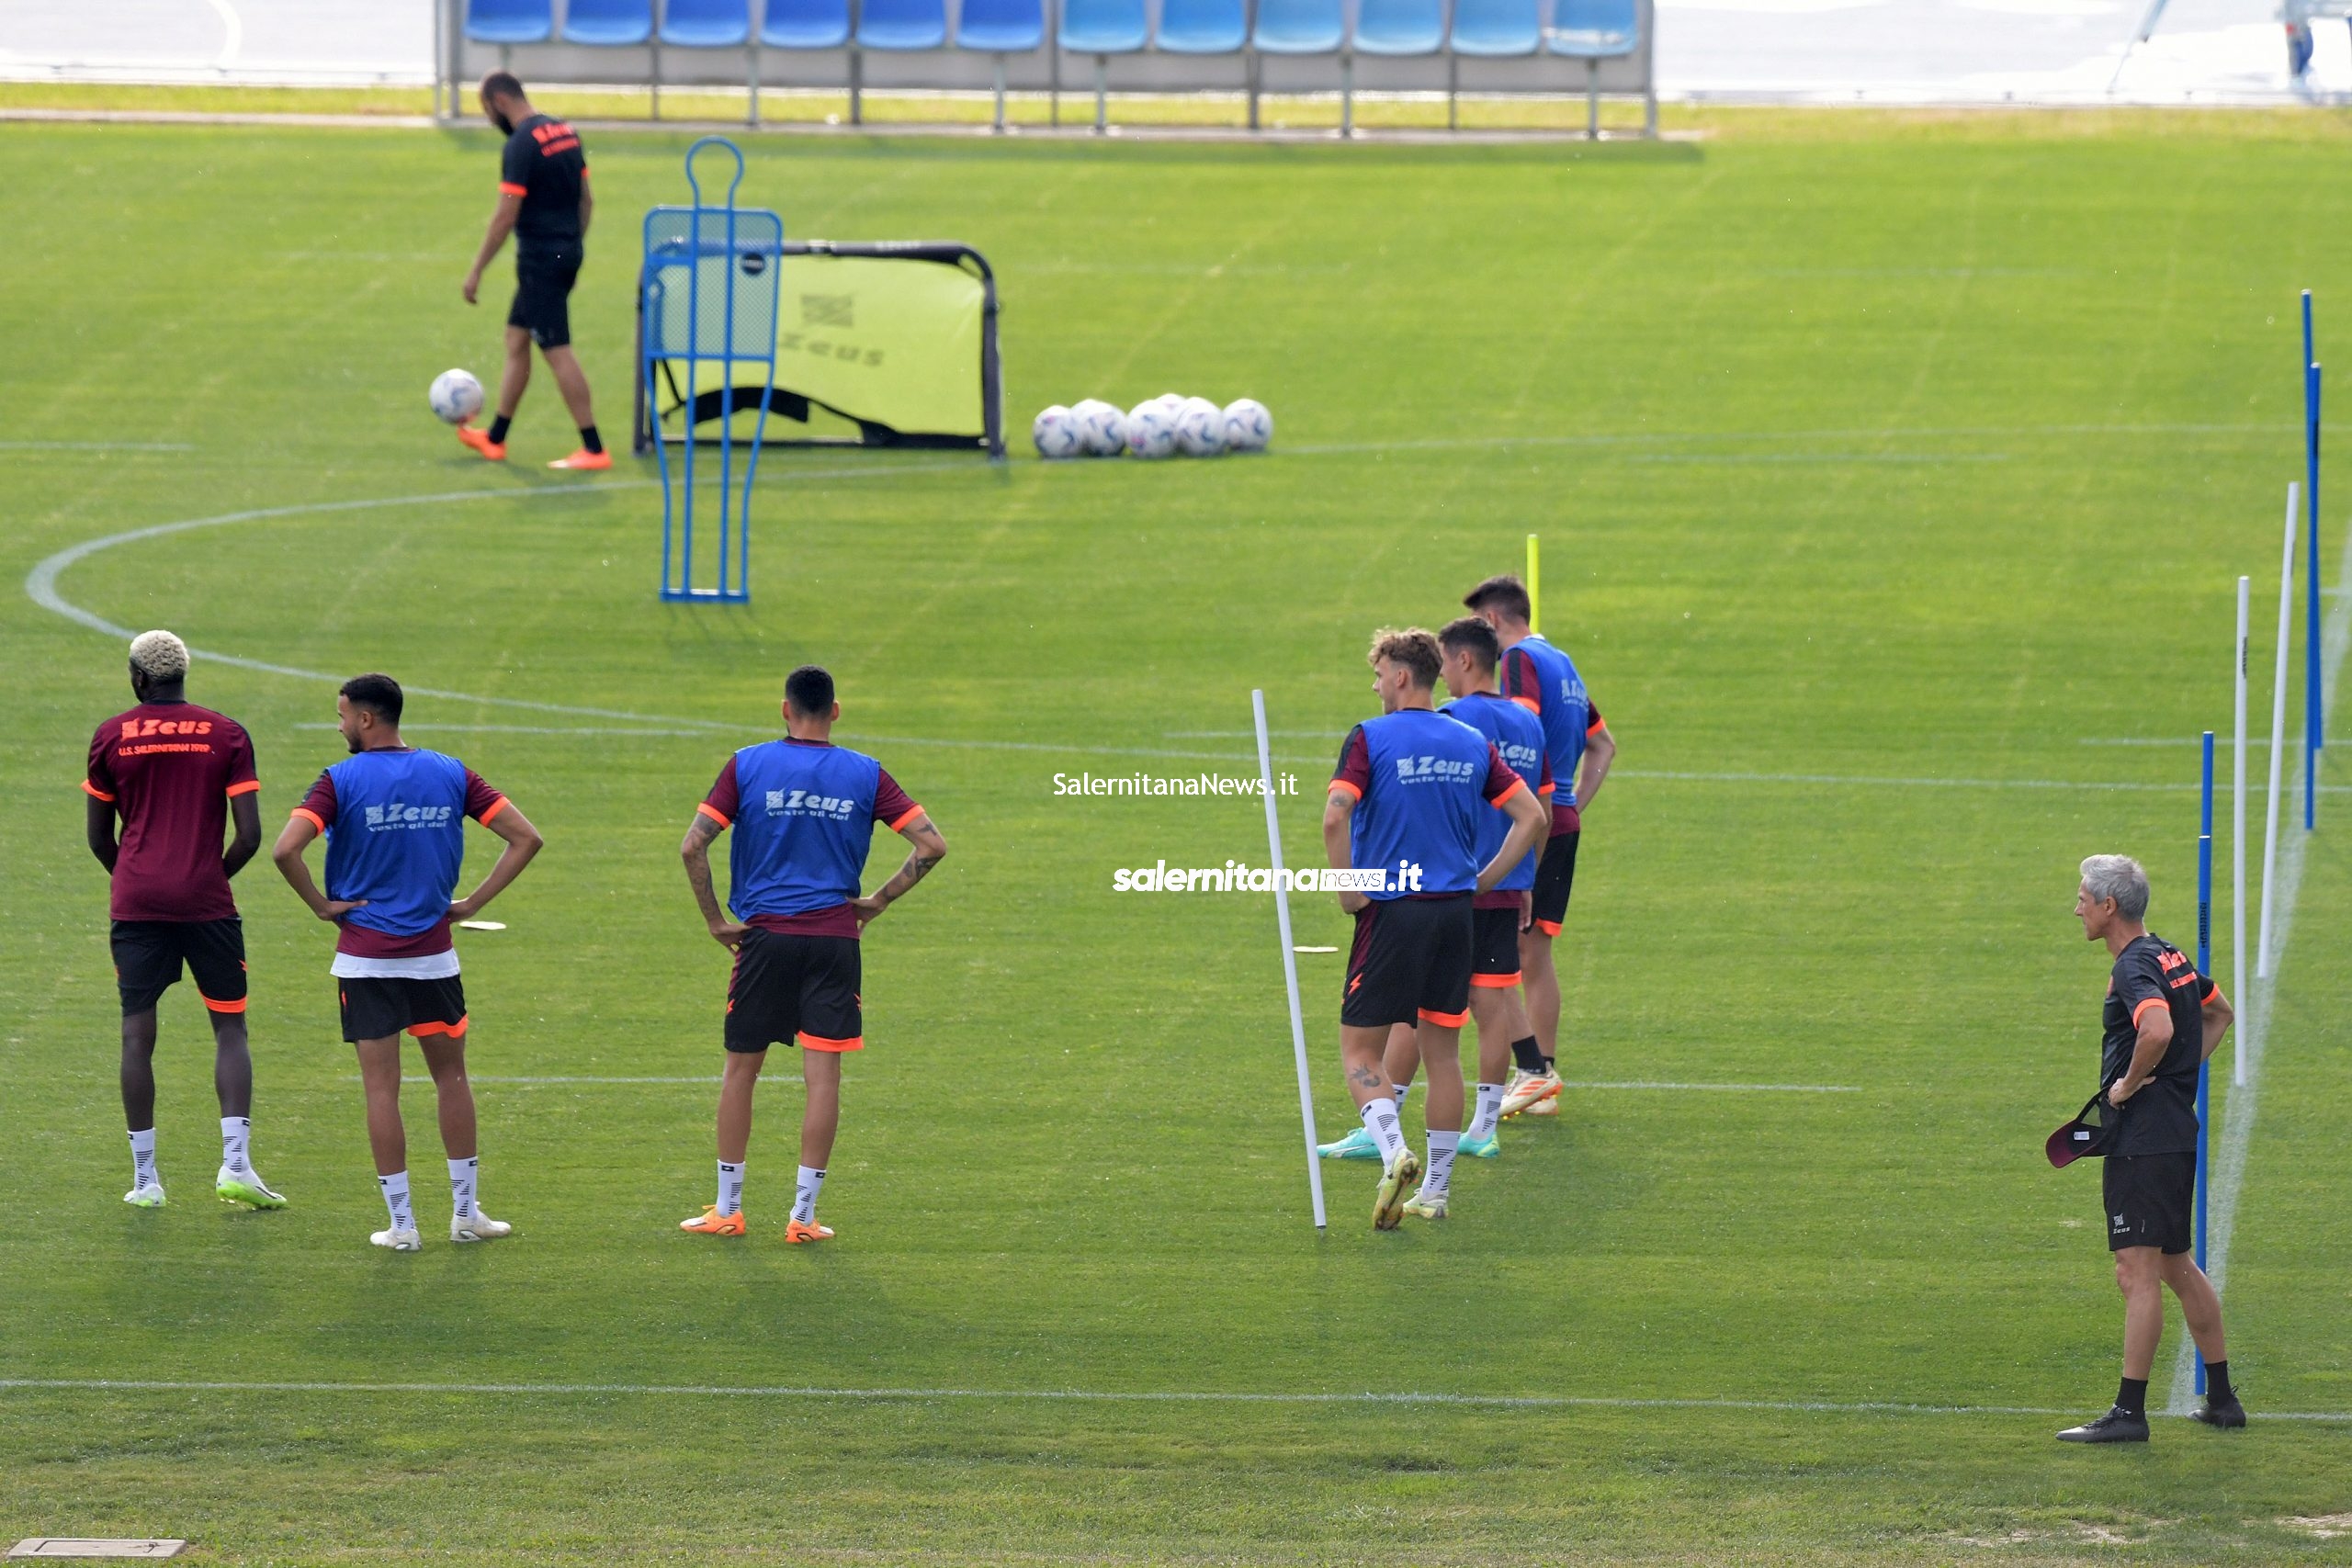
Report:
447,896,481,921
708,919,750,949
2107,1080,2136,1108
320,898,368,922
1336,890,1369,915
850,894,888,930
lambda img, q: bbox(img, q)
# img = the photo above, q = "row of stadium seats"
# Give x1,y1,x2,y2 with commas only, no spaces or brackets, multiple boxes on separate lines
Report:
458,0,1645,132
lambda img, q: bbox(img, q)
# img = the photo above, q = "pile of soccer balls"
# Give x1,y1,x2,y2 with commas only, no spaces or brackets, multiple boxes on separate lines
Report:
1033,395,1272,460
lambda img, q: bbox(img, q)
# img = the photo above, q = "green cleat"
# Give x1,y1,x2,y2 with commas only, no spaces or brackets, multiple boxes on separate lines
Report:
1373,1149,1421,1231
1317,1127,1383,1160
216,1167,288,1209
1457,1130,1500,1159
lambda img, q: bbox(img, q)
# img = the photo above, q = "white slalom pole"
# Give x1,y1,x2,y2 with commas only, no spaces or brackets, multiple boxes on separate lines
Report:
2260,483,2297,979
1254,689,1327,1230
2233,573,2250,1088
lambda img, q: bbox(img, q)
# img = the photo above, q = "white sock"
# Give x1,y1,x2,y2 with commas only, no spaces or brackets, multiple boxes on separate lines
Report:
129,1128,159,1190
1425,1130,1461,1198
1359,1098,1407,1166
717,1160,745,1217
1469,1083,1505,1142
220,1117,251,1174
793,1165,826,1224
379,1170,415,1233
1393,1082,1412,1115
447,1156,478,1221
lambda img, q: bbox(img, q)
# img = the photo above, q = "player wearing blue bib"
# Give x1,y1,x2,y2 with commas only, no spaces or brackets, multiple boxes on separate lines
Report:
273,673,543,1252
678,664,948,1244
1325,628,1547,1229
1464,573,1617,1119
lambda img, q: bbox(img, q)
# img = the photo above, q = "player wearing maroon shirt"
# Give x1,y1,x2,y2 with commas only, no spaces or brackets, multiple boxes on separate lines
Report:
84,631,283,1211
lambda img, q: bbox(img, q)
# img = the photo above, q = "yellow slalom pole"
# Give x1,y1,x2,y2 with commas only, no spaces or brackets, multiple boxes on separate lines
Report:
1526,533,1541,635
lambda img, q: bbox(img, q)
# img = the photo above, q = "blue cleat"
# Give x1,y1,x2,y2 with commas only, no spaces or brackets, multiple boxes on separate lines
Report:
1457,1130,1499,1159
1317,1126,1383,1160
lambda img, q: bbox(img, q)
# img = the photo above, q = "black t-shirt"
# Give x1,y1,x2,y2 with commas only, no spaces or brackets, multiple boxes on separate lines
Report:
499,114,587,254
2099,932,2215,1156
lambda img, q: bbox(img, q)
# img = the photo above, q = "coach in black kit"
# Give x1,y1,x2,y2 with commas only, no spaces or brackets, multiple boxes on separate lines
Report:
458,71,610,471
2056,853,2245,1443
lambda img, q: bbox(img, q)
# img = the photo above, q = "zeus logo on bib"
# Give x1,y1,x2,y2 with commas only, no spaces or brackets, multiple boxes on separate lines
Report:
764,787,858,821
1395,754,1479,783
363,802,457,829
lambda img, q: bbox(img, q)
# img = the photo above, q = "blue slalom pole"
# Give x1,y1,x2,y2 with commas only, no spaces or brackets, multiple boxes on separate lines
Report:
2194,730,2214,1396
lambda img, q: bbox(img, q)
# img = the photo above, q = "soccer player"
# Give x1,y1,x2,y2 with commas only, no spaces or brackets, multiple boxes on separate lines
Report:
271,674,543,1251
1326,628,1547,1228
677,664,947,1244
2057,854,2245,1442
85,630,283,1210
457,71,608,471
1320,616,1552,1166
1463,573,1616,1118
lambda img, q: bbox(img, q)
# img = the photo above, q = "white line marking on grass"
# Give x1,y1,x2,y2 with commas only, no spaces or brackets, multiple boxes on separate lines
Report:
1278,423,2268,459
388,1075,799,1085
2165,519,2352,1416
3,1377,2346,1423
2081,737,2276,748
1620,453,2011,466
0,441,196,452
1559,1080,1858,1092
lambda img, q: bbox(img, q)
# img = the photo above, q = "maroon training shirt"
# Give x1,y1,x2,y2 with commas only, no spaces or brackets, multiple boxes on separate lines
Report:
86,702,260,922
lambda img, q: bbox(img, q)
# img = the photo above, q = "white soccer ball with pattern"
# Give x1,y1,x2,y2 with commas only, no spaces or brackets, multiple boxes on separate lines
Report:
1221,398,1272,453
1032,404,1083,459
1125,400,1178,459
1155,391,1187,418
1071,399,1127,457
1174,396,1227,457
429,368,485,425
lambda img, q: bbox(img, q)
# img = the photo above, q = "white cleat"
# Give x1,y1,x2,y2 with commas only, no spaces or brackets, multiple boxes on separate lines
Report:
451,1209,511,1243
216,1165,288,1208
123,1183,166,1209
371,1226,424,1252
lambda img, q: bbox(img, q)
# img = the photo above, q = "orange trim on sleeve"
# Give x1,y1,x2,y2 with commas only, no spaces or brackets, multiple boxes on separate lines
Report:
1328,779,1363,801
1534,919,1563,937
1537,782,1556,795
477,795,509,826
1510,695,1541,714
2202,982,2220,1003
1469,972,1522,989
289,807,326,832
409,1016,469,1040
887,803,924,832
498,181,527,197
1587,717,1607,737
225,779,261,797
696,802,731,828
2131,996,2167,1027
200,995,248,1014
82,780,116,802
797,1032,865,1053
1487,777,1528,809
1416,1007,1469,1029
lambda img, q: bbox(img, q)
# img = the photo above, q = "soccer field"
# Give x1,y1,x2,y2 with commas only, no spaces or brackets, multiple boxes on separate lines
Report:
6,109,2352,1564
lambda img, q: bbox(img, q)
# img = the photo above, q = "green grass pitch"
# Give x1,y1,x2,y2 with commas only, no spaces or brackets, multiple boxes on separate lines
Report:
5,110,2352,1563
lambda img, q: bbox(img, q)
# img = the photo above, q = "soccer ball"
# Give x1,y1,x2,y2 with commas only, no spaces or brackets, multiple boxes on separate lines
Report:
1125,400,1178,459
1155,391,1186,418
1033,405,1083,459
1173,397,1227,457
1071,399,1127,457
429,368,484,425
1222,398,1272,453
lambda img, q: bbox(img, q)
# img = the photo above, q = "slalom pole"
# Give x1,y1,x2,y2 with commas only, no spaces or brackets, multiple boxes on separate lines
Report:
1527,533,1541,637
2233,576,2250,1088
2195,730,2214,1397
1254,689,1327,1231
2309,355,2323,828
2260,484,2297,978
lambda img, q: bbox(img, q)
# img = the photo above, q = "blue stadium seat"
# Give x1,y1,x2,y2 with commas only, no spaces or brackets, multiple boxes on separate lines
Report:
758,0,849,47
1059,0,1148,53
1545,0,1637,54
467,0,553,42
662,0,750,45
1251,0,1342,53
561,0,654,44
1352,0,1439,54
957,0,1043,50
1156,0,1244,54
858,0,947,48
1449,0,1539,54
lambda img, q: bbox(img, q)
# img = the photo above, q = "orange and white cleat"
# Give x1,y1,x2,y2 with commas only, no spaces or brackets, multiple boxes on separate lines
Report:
548,448,612,471
784,1218,833,1244
1499,1066,1562,1119
456,423,506,461
680,1205,746,1236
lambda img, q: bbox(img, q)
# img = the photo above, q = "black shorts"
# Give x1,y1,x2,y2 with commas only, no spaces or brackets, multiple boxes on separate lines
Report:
339,976,469,1044
2103,1151,2196,1254
112,918,247,1017
509,244,581,349
1469,904,1523,988
1530,830,1580,935
725,929,864,1054
1341,894,1474,1031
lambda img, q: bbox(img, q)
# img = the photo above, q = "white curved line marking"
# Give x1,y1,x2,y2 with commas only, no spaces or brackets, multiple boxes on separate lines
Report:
203,0,243,66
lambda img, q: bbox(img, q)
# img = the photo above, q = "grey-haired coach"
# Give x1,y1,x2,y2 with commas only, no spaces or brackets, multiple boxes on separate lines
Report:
2058,853,2245,1443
